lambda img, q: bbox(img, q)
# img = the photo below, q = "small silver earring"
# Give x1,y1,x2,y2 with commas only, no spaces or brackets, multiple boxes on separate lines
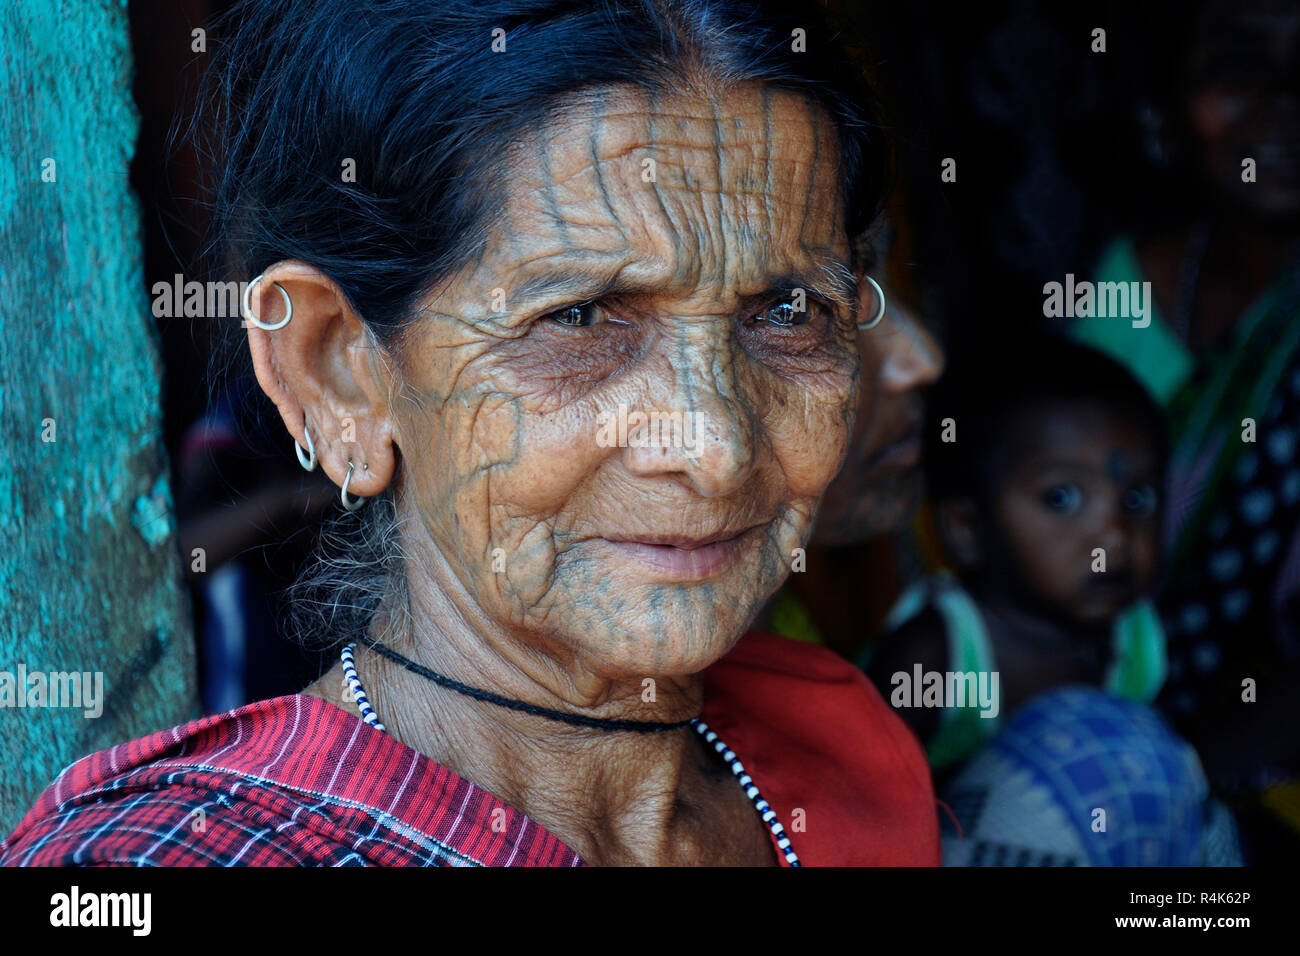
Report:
341,459,365,512
295,423,317,471
857,275,886,330
242,273,293,331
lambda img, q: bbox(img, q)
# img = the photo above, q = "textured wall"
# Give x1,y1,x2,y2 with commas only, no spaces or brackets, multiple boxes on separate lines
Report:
0,0,198,833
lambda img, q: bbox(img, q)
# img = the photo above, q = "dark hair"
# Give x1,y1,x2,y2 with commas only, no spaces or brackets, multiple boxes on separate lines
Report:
198,0,888,345
924,335,1169,505
192,0,891,646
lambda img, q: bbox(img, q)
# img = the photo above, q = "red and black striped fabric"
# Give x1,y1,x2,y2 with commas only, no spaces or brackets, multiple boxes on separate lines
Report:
1,631,940,866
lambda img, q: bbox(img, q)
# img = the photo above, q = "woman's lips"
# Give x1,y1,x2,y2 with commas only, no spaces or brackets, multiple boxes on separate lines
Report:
600,528,754,579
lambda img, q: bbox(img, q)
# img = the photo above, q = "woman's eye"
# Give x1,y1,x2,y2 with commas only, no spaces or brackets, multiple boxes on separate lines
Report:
1123,484,1159,516
1042,483,1084,515
549,303,598,328
757,300,807,328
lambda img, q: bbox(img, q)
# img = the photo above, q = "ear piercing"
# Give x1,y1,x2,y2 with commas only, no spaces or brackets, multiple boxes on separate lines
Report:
341,459,366,512
242,273,294,331
293,422,367,511
295,422,317,471
857,275,886,330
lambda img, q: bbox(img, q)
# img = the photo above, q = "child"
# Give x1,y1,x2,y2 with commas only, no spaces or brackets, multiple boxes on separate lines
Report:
864,337,1170,774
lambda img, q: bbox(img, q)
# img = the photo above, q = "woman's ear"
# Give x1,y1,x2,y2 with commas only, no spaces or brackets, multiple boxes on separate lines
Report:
244,260,397,501
936,497,983,569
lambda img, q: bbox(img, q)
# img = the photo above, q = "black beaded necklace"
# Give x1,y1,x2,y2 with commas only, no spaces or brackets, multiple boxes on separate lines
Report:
355,634,695,734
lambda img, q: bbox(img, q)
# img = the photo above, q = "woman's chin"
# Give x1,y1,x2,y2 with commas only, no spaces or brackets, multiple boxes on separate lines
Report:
563,605,757,679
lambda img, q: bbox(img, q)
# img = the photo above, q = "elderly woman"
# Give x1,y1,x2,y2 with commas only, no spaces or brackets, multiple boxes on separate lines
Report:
762,262,946,651
1,0,938,866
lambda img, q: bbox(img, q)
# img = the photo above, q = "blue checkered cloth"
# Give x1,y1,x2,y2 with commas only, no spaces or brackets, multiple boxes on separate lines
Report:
939,685,1239,866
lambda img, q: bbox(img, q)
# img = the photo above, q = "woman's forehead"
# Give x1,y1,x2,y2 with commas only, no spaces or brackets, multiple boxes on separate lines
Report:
464,83,849,314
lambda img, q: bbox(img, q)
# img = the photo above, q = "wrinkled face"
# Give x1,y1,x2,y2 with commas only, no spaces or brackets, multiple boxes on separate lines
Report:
389,83,858,677
988,402,1162,626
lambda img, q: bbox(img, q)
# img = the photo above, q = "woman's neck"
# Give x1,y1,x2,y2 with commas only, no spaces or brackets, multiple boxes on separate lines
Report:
304,533,772,865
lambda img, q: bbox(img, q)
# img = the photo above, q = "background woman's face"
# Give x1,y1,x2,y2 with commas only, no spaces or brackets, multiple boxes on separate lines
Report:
1186,0,1300,220
812,294,944,545
389,83,858,677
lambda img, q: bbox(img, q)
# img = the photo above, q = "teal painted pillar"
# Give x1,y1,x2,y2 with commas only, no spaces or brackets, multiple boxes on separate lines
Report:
0,0,198,832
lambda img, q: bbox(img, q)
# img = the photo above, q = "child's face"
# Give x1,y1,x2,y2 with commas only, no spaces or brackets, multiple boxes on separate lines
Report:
989,401,1162,627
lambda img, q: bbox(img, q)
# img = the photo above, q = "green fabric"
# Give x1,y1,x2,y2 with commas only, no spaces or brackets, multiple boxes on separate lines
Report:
1071,237,1194,406
766,587,824,645
1162,266,1300,573
923,576,1001,771
1105,598,1167,702
1075,238,1300,575
882,574,1169,771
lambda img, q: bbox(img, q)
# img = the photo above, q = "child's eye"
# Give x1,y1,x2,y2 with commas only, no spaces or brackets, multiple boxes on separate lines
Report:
1042,483,1084,515
756,299,807,327
1123,484,1159,516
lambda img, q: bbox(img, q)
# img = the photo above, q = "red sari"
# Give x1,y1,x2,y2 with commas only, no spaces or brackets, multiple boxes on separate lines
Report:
1,632,938,866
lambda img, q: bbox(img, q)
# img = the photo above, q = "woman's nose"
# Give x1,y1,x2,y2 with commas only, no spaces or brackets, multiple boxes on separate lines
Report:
619,352,758,498
878,302,945,394
1096,506,1131,562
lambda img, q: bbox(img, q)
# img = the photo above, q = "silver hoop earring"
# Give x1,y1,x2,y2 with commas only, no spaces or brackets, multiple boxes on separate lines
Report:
242,273,293,331
340,459,365,512
294,423,317,471
857,275,886,330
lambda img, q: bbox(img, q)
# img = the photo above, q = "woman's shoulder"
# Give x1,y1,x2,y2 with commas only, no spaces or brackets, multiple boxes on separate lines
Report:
702,631,941,865
0,694,578,867
709,628,941,733
710,630,944,772
717,627,888,679
1,695,318,866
